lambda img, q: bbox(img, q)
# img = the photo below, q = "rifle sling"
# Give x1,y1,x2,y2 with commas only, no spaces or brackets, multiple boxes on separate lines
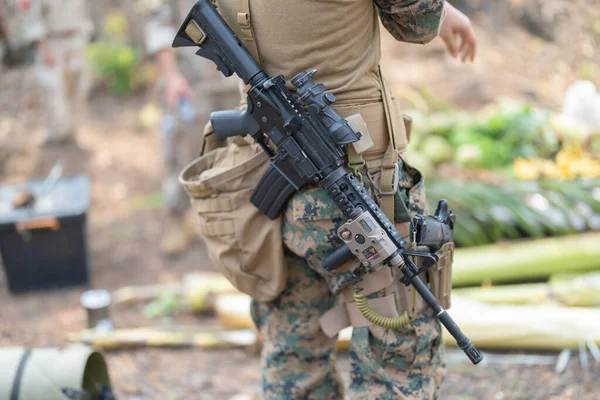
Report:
237,0,262,65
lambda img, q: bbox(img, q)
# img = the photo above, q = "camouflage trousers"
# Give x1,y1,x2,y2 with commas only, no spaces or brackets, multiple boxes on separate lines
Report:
251,159,446,399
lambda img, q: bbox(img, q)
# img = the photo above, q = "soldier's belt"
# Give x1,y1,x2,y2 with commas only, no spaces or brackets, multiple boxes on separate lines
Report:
334,102,390,162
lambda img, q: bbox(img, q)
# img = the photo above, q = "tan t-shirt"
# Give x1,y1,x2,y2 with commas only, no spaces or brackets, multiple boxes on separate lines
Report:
214,0,444,106
148,0,444,106
216,0,383,106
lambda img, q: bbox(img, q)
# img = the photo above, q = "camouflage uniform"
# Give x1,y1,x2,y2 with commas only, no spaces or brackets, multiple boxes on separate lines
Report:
23,0,92,145
0,5,8,64
187,0,447,397
252,161,445,400
144,1,238,252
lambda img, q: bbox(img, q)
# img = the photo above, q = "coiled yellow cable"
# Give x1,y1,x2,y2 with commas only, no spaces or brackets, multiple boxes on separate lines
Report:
354,291,412,329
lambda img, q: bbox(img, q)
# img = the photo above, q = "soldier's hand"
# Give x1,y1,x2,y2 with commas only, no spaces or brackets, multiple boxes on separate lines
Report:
439,3,477,63
165,72,194,107
38,39,56,68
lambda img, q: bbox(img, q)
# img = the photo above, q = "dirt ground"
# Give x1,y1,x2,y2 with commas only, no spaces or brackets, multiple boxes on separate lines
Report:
1,4,600,399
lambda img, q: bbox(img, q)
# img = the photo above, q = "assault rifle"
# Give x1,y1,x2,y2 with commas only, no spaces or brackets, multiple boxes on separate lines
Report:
173,0,483,364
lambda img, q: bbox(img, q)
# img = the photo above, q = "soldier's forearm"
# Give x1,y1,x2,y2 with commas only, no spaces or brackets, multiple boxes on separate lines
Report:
155,48,182,79
36,38,49,51
0,8,9,44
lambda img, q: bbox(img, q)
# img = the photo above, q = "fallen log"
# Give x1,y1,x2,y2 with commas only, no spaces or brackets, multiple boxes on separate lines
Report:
71,292,600,352
442,296,600,351
452,232,600,287
213,293,600,352
113,233,600,316
454,272,600,306
113,273,237,313
69,327,257,350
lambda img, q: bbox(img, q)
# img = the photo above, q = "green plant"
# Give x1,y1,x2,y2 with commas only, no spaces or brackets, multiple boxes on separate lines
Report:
87,41,145,94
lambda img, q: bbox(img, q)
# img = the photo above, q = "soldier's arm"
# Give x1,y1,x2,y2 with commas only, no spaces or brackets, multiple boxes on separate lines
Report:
0,5,9,45
438,2,477,62
374,0,446,44
155,49,194,106
144,5,193,106
22,0,48,42
376,1,477,62
20,1,57,67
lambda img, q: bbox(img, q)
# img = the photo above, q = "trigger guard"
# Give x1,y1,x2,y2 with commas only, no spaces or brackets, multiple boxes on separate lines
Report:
401,249,438,271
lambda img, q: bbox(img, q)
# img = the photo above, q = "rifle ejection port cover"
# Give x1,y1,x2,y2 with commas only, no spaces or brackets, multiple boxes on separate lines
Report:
186,20,206,44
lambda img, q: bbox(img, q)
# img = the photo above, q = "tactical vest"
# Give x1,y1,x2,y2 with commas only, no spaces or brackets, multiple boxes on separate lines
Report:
217,0,383,105
216,0,410,215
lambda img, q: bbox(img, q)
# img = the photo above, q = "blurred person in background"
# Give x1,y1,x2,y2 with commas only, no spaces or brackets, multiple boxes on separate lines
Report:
0,4,9,65
22,0,93,147
144,0,238,256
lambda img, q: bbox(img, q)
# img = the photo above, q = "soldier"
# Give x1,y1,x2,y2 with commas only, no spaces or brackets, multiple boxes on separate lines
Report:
183,1,477,399
143,1,238,255
0,4,9,64
23,0,92,146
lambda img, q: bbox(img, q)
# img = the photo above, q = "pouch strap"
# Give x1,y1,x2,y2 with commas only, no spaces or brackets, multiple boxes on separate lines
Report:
378,66,402,221
319,266,426,338
341,267,394,301
346,146,365,179
431,242,454,309
191,197,233,213
345,113,375,183
197,220,235,236
237,0,262,64
320,303,350,338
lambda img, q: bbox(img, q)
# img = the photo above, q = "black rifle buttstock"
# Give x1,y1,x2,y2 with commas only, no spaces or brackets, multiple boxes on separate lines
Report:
172,0,263,83
250,165,297,220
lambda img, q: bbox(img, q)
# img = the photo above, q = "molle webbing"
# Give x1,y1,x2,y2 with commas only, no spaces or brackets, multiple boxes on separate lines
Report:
378,66,408,221
319,266,427,338
236,0,262,64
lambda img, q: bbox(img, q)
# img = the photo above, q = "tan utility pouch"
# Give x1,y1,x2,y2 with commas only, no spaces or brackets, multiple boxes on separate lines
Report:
320,241,454,337
428,242,454,309
180,138,288,302
413,241,454,309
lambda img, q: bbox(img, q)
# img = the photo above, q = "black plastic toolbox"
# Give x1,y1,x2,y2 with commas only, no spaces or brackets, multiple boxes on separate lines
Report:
0,175,90,293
